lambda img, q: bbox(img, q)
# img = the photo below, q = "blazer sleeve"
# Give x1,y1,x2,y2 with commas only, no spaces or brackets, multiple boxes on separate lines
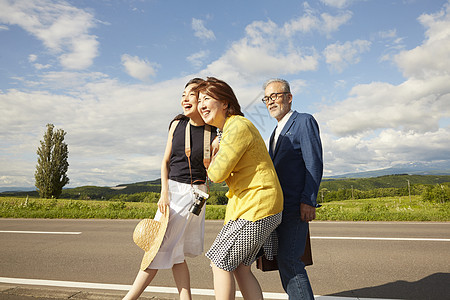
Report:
299,115,323,207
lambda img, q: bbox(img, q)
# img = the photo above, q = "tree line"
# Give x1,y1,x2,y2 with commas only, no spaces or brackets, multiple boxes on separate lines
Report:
319,183,449,203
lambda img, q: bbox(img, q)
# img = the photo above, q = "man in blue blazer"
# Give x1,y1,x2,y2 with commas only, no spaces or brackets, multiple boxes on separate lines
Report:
263,78,323,299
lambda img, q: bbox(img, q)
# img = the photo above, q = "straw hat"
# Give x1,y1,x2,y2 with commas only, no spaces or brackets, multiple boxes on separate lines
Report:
133,209,169,270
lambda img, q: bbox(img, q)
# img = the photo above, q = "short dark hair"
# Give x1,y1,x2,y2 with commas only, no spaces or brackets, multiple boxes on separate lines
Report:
185,77,204,88
194,77,244,117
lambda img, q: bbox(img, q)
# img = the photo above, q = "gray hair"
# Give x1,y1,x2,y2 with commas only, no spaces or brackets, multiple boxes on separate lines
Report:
263,78,291,93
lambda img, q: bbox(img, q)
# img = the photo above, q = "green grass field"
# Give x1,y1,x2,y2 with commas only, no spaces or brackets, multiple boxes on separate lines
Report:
0,195,448,221
316,196,449,221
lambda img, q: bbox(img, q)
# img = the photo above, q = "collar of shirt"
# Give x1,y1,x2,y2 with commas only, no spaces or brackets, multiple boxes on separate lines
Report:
276,110,293,132
272,110,293,152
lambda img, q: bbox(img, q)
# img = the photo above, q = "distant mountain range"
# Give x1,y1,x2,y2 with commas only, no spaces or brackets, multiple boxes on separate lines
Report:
0,186,37,193
327,161,450,179
2,161,450,193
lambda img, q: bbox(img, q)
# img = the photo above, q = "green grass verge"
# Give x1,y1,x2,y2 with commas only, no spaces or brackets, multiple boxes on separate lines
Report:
0,197,228,220
317,196,449,221
0,196,448,221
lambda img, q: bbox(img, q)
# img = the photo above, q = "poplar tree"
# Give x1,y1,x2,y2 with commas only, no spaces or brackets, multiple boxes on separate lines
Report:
35,124,69,198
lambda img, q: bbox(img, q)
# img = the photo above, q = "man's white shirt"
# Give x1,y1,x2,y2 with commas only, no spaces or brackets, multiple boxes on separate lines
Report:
271,110,293,153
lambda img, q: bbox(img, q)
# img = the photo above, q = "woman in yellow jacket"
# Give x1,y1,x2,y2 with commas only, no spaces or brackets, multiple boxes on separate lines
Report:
195,77,283,300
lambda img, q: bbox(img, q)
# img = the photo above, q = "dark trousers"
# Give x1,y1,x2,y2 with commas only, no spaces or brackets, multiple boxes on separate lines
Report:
276,215,314,299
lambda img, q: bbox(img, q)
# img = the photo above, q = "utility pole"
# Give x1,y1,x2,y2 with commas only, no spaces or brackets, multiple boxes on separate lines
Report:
407,180,411,203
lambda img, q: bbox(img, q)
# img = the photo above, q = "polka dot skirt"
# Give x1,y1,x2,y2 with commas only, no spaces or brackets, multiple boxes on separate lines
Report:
206,213,282,272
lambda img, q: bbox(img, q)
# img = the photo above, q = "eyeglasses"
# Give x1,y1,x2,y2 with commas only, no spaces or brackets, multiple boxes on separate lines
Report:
262,92,289,104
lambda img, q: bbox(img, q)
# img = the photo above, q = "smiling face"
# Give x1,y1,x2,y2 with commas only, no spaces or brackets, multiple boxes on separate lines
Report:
264,81,292,121
181,83,201,118
198,92,228,130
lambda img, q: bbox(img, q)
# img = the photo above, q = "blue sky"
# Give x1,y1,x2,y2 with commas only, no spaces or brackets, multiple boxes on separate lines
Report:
1,0,449,188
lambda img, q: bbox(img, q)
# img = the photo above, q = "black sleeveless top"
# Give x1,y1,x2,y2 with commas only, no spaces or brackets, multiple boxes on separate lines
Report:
169,119,217,184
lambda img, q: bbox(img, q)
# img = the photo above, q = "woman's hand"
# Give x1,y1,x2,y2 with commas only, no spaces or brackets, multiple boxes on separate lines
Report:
211,136,220,156
209,136,220,166
157,191,169,214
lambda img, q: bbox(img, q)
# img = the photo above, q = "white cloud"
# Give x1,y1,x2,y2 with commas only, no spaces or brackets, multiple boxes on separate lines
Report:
316,2,450,175
320,0,355,9
203,19,319,82
121,54,158,81
59,36,99,69
245,20,279,47
370,128,450,162
0,73,194,187
289,79,308,94
187,50,210,68
282,7,319,35
0,0,99,70
283,3,352,37
28,54,52,69
319,12,353,36
334,79,347,88
192,18,216,41
320,126,450,176
28,54,37,62
379,29,397,39
318,76,450,136
395,2,450,79
34,63,52,70
377,29,405,62
323,39,371,72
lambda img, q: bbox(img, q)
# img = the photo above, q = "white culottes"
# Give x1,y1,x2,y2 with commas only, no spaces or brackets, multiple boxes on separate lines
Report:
147,180,206,269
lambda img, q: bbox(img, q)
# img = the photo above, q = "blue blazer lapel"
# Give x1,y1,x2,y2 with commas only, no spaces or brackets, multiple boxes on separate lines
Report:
269,127,276,158
273,112,297,157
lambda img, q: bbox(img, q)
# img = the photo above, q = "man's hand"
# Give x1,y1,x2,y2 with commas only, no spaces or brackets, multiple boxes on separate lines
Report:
300,203,316,222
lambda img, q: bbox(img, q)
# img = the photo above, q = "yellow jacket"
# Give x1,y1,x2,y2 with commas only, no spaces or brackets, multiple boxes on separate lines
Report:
208,115,283,224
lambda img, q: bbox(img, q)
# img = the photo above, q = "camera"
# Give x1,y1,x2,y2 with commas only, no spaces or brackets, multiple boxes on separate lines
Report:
189,189,209,216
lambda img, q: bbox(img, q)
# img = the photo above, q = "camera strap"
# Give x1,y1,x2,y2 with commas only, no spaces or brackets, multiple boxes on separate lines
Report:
184,122,211,187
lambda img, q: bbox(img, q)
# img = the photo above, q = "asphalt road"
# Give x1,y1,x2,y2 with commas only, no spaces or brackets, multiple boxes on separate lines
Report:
1,219,449,299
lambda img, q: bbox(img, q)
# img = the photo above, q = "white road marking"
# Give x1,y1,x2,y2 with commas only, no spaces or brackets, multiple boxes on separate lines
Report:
312,236,450,242
0,230,81,235
2,231,447,241
0,277,395,299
